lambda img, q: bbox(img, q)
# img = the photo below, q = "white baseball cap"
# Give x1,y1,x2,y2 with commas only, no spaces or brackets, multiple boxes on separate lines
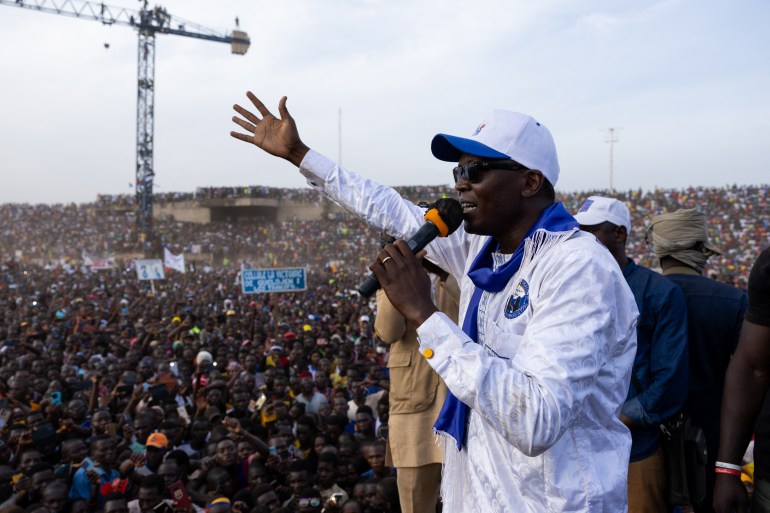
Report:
196,350,213,364
574,196,631,232
431,109,560,186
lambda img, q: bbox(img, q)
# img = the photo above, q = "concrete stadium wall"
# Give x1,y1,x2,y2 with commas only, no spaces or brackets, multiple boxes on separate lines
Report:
276,203,327,221
155,202,211,224
154,199,342,224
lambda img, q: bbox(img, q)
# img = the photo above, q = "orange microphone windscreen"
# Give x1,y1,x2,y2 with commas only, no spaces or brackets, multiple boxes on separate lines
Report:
424,208,450,237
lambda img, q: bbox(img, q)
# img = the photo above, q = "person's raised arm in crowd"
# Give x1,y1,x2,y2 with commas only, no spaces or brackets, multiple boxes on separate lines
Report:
221,416,269,458
714,247,770,513
167,316,192,342
87,374,100,413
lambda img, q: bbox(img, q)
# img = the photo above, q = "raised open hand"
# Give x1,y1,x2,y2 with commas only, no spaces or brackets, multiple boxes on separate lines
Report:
230,93,310,167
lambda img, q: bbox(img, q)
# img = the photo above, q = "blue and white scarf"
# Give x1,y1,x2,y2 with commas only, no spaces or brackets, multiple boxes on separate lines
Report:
433,202,579,449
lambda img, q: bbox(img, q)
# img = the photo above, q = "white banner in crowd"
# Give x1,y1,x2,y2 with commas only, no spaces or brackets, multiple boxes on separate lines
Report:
135,259,165,280
82,251,115,270
164,248,186,273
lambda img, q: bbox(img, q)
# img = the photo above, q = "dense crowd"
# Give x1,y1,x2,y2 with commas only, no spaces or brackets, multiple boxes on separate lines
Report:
0,257,392,513
0,182,767,513
13,184,770,286
96,187,327,207
560,185,770,289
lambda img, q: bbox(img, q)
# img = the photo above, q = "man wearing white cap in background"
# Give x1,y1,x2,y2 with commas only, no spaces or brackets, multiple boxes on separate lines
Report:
575,196,689,513
230,93,638,512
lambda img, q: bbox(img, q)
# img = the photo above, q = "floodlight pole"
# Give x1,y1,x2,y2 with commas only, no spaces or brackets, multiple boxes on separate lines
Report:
604,127,621,192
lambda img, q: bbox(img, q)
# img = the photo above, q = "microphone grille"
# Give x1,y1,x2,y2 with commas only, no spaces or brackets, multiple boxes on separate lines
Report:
432,198,463,235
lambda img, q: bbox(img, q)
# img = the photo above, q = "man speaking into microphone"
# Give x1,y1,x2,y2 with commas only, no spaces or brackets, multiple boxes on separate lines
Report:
230,93,638,513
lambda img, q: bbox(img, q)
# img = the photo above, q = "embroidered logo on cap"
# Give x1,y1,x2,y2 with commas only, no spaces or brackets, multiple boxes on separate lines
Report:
472,122,486,136
504,279,529,319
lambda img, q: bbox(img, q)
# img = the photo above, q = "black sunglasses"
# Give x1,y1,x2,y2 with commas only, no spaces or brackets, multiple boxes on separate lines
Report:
452,160,529,183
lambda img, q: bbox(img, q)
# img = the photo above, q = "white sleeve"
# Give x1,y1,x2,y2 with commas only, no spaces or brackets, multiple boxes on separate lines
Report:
299,150,470,282
416,248,637,456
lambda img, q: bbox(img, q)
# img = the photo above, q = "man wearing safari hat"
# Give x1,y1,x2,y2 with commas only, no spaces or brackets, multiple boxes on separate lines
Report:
230,93,638,511
648,209,747,512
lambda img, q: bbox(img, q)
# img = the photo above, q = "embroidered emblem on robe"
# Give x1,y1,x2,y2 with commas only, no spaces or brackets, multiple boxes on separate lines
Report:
504,279,529,319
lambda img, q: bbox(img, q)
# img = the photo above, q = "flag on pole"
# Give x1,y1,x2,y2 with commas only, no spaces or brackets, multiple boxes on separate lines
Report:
164,248,186,273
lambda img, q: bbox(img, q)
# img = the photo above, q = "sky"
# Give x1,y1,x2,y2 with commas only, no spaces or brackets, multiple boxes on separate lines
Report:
0,0,768,204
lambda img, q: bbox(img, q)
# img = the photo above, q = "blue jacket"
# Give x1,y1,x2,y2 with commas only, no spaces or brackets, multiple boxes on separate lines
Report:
665,269,747,468
621,260,689,461
68,461,120,505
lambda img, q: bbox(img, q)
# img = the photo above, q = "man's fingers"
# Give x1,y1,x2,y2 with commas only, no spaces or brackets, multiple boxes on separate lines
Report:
233,104,261,125
375,242,419,268
393,239,415,258
375,245,400,266
375,249,390,265
246,91,272,118
277,96,290,121
230,131,253,143
231,116,256,133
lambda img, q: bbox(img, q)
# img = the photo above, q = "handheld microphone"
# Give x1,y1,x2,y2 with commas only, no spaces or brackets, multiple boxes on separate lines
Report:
357,198,463,298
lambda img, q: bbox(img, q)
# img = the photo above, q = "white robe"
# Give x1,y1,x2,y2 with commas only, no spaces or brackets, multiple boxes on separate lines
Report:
299,150,638,512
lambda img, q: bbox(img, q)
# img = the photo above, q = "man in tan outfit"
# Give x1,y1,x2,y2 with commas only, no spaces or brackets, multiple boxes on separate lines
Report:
375,263,460,513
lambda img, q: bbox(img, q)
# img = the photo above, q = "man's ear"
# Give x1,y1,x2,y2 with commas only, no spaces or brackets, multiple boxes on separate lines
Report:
616,225,628,244
521,171,545,198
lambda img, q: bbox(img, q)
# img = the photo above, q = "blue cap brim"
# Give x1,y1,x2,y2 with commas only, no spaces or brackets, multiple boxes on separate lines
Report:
431,134,510,162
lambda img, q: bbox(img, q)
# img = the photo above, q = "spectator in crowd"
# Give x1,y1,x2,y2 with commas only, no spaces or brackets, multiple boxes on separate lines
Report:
40,480,69,513
127,474,170,512
575,196,689,513
315,452,349,504
68,435,120,506
295,374,329,415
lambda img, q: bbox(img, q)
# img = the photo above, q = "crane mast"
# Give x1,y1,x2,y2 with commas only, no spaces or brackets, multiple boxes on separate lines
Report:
1,0,250,254
136,15,157,253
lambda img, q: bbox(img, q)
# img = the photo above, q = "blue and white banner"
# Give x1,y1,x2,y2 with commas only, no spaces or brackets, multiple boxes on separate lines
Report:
135,259,165,281
241,267,307,294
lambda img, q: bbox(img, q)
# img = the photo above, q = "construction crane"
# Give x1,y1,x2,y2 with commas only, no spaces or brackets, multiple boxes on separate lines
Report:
1,0,250,254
